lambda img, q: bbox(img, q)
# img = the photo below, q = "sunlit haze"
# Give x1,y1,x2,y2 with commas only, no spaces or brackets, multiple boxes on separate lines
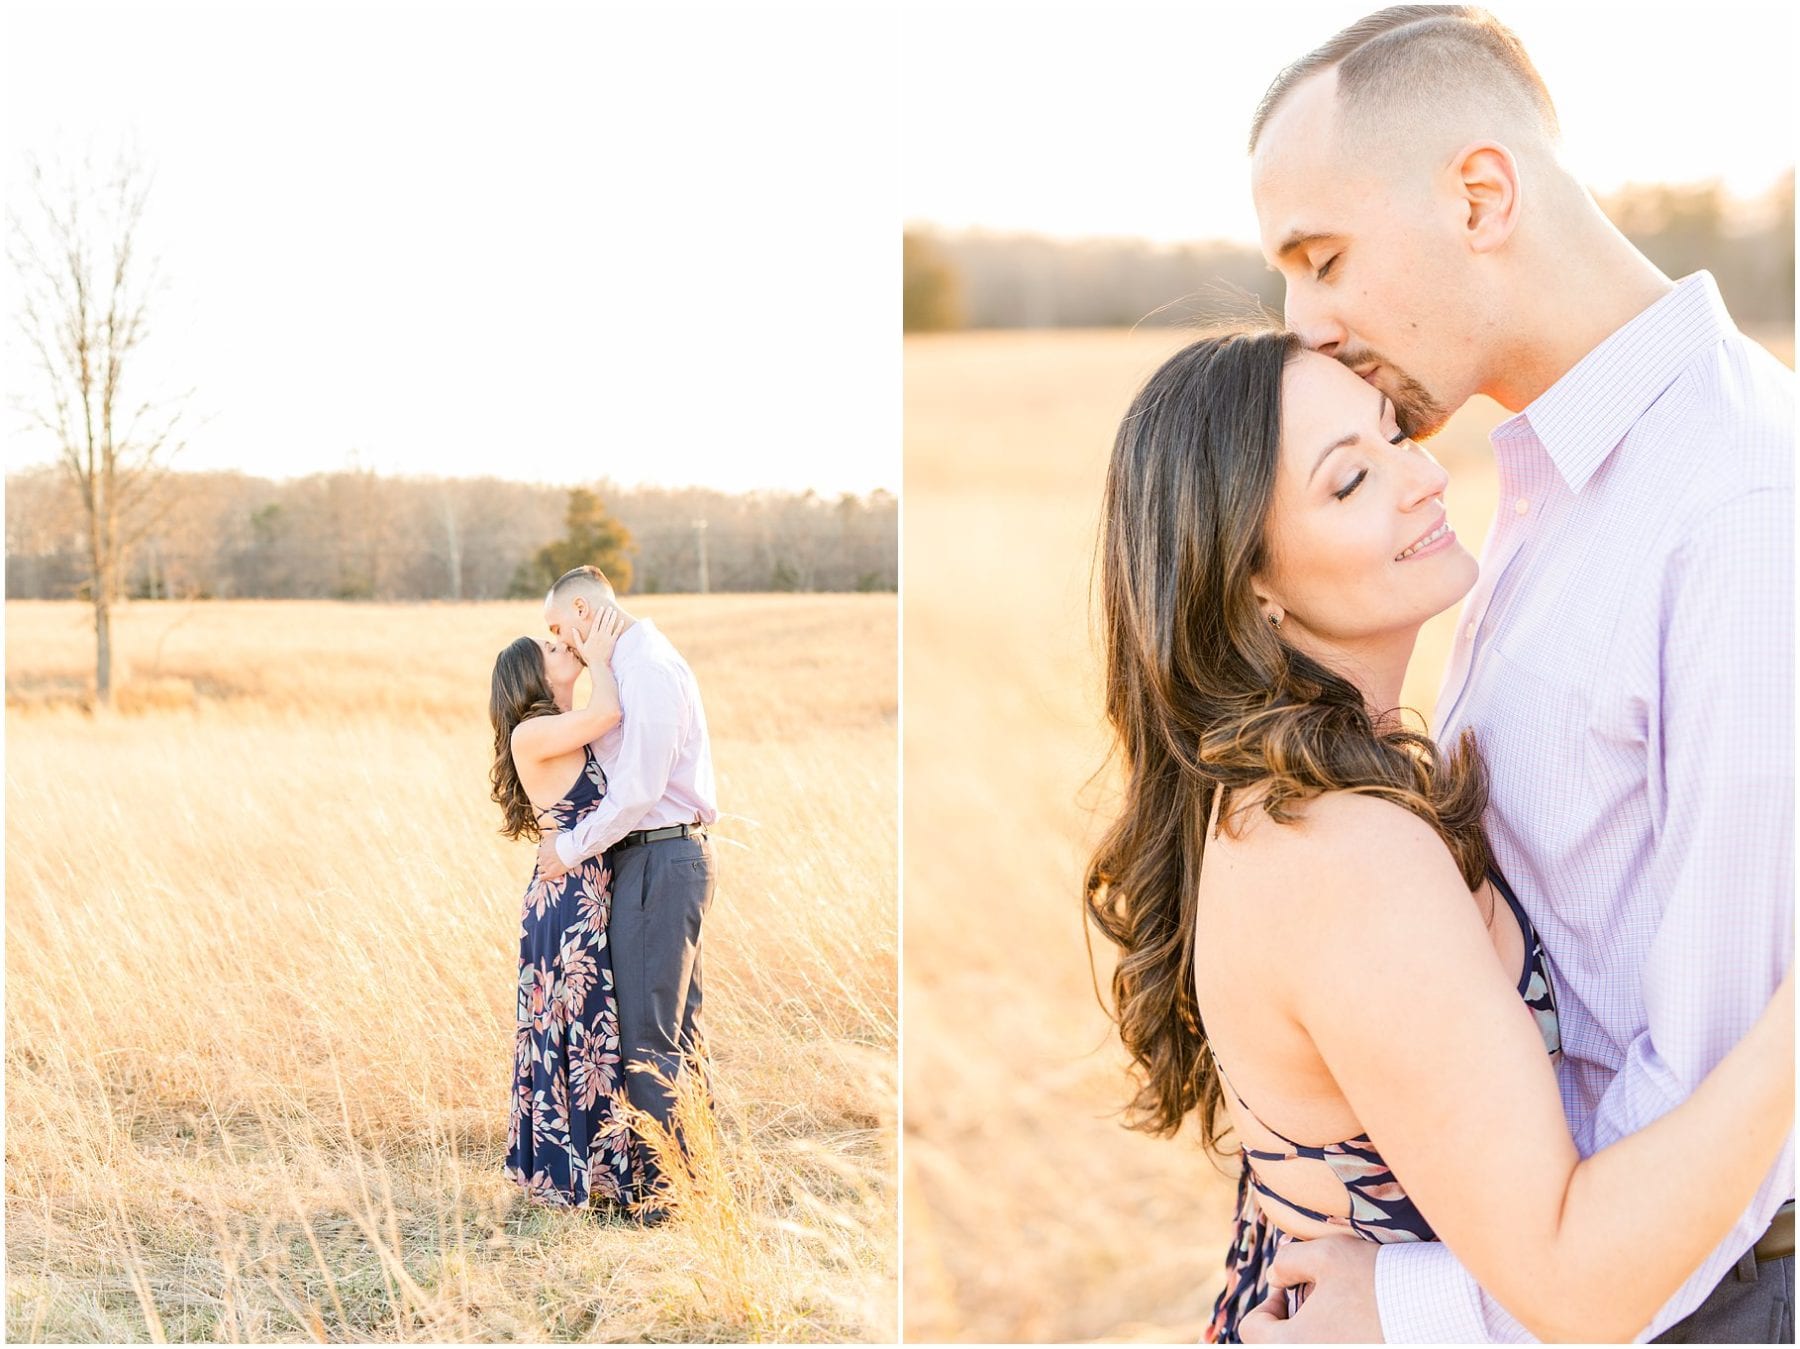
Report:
4,3,898,492
904,3,1795,244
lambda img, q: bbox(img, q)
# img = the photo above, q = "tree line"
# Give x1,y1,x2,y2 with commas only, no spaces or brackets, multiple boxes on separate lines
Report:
8,148,896,705
4,466,898,601
904,174,1796,331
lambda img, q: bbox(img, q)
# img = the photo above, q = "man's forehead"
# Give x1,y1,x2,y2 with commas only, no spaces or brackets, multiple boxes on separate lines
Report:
1250,70,1352,245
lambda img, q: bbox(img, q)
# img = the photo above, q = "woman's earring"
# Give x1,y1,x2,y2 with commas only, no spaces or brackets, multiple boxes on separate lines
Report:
1268,610,1283,629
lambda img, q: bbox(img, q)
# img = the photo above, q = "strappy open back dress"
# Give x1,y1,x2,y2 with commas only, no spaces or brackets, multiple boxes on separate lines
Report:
1205,867,1562,1343
504,743,648,1209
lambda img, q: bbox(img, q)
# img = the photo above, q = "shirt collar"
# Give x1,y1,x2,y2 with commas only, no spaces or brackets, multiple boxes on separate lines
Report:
1492,271,1736,493
617,616,655,654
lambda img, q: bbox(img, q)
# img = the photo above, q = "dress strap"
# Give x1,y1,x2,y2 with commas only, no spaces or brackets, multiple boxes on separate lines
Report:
1214,1052,1311,1155
1244,1172,1355,1231
1487,865,1531,936
532,743,598,823
1487,866,1545,993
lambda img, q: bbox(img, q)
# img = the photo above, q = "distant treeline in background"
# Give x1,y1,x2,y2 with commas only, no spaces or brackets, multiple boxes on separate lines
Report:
904,175,1795,330
5,468,897,601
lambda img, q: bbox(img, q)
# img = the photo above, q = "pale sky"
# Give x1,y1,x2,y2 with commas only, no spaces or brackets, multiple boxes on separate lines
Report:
904,2,1797,244
7,5,1789,491
4,2,899,492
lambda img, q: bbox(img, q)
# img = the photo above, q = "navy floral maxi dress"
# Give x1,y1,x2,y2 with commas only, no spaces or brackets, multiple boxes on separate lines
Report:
505,743,647,1209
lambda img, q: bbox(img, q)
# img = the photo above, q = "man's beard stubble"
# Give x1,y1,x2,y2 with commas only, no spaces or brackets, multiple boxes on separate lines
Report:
1335,347,1454,440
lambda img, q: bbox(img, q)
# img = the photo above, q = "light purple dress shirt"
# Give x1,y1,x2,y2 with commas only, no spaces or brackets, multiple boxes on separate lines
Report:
553,617,718,869
1375,272,1795,1342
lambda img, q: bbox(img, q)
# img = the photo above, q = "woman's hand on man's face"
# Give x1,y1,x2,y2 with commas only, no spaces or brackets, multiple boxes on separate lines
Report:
576,606,626,669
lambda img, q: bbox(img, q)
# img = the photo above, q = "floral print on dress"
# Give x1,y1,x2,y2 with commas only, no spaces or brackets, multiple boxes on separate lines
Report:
1204,867,1562,1343
1207,1167,1296,1344
504,743,646,1209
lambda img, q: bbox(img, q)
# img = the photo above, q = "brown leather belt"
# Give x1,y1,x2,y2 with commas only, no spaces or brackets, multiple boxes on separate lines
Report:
1753,1200,1795,1262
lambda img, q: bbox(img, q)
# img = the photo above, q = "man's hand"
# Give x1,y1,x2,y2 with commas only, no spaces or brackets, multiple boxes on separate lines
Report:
1239,1236,1382,1344
536,832,571,882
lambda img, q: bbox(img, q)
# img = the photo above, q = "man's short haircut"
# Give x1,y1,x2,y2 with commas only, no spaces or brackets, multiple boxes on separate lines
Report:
547,564,617,608
1248,5,1560,154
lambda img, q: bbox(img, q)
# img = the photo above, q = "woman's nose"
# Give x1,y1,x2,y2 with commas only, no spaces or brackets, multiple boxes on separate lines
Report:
1401,451,1450,509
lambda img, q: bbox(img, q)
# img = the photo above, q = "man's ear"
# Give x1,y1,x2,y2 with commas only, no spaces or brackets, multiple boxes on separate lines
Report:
1453,141,1522,255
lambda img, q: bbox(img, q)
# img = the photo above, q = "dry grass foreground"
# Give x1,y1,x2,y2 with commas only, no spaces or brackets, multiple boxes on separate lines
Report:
900,324,1792,1342
5,594,897,1343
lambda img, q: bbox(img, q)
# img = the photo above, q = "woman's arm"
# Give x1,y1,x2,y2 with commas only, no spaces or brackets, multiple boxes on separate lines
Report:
511,611,627,766
1270,793,1793,1345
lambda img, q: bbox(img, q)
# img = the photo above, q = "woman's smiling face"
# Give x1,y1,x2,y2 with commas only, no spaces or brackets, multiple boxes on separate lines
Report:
1255,349,1478,649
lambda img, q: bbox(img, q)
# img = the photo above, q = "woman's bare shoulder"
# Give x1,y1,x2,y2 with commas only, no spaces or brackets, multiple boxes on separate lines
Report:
1219,787,1448,870
1204,788,1486,1022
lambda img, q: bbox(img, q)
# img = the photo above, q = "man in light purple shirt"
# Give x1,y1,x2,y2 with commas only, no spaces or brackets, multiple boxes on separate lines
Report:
1242,6,1792,1342
536,565,719,1222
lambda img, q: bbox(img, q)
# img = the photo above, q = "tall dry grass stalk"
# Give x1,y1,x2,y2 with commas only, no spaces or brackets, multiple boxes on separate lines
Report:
6,595,896,1343
619,1041,889,1339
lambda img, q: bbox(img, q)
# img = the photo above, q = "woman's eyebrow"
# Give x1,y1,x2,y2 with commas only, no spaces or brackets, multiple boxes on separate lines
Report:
1309,430,1361,483
1309,387,1388,484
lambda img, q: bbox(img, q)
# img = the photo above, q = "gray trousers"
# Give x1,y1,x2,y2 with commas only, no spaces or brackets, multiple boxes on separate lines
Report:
1653,1248,1794,1343
606,831,716,1196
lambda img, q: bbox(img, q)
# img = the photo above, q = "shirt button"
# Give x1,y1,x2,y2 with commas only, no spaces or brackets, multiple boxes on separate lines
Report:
1464,622,1476,641
1515,498,1530,515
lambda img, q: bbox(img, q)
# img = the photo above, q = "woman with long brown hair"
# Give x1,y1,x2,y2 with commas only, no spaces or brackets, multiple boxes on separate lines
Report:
488,608,649,1214
1085,326,1793,1343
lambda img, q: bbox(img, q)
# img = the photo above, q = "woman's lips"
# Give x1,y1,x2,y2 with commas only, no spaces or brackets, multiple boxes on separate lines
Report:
1395,519,1455,561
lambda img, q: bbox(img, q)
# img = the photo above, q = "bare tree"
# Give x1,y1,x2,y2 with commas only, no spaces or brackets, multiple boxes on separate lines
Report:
9,149,187,703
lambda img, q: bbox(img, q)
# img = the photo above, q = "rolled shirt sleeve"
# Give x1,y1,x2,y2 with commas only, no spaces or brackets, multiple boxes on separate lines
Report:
1376,1241,1534,1343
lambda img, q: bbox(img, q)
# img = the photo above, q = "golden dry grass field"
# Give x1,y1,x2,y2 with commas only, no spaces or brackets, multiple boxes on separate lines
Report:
901,325,1792,1342
5,594,896,1343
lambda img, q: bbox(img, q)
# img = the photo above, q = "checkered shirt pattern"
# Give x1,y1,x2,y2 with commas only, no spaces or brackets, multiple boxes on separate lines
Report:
1374,272,1796,1342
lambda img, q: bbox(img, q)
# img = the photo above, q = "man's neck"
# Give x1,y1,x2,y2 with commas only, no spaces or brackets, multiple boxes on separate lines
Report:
1482,213,1676,413
611,613,647,653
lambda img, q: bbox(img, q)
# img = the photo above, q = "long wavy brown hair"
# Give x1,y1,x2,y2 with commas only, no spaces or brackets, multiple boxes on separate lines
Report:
489,637,561,842
1084,326,1491,1153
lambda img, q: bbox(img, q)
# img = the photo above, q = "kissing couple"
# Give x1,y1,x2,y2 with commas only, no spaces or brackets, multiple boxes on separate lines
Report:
1085,6,1793,1344
488,564,719,1226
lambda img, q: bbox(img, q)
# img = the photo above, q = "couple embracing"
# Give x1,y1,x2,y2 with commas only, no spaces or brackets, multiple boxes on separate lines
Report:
1087,6,1794,1344
488,565,718,1225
